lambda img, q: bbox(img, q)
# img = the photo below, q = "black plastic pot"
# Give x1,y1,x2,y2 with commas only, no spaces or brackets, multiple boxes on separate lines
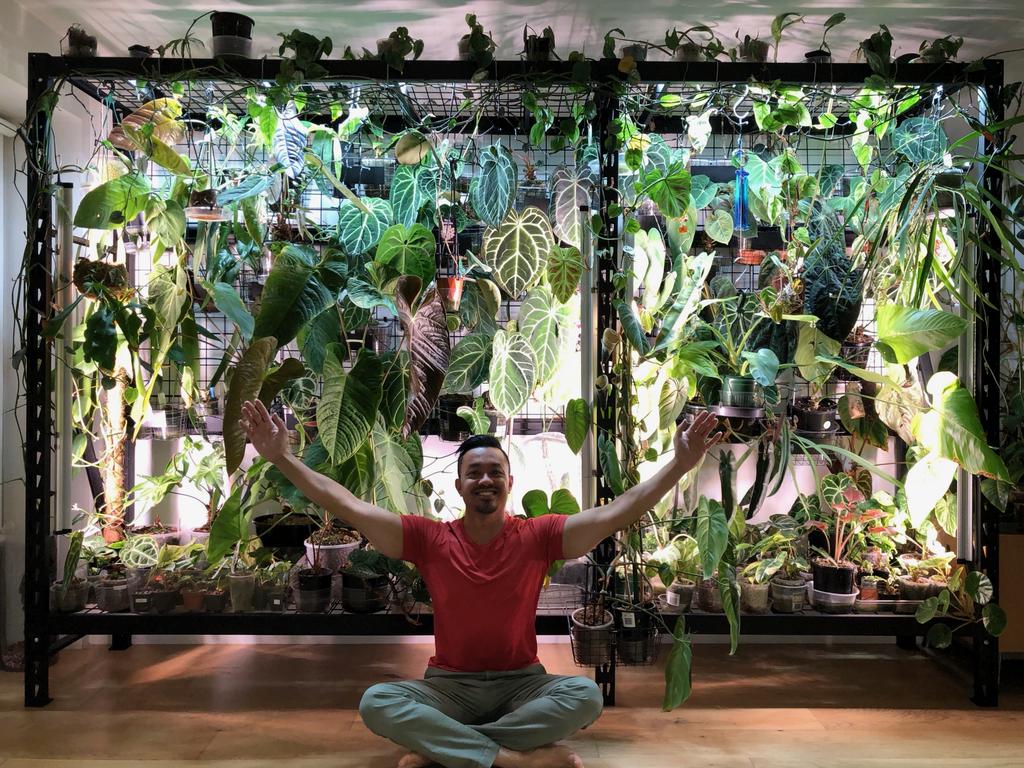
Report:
438,394,474,442
812,560,856,594
792,397,839,434
203,589,229,613
835,341,872,380
210,11,254,38
805,49,831,63
296,568,332,613
254,512,319,550
721,375,759,408
525,36,553,62
341,571,389,613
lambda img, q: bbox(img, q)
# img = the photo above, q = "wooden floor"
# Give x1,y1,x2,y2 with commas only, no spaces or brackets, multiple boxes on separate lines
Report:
1,641,1023,767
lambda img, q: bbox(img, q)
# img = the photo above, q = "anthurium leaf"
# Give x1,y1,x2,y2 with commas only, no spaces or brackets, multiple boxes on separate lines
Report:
547,246,584,304
379,351,410,433
875,305,967,365
696,496,728,579
258,357,306,406
457,397,491,435
488,329,536,418
614,299,652,355
375,223,437,288
705,209,734,244
565,398,590,455
443,329,495,395
893,116,948,164
689,175,718,209
519,285,571,385
254,244,333,348
914,371,1010,481
217,174,273,206
371,418,421,514
838,392,889,448
550,166,594,247
550,488,581,516
639,160,691,218
395,131,431,165
983,603,1007,636
224,336,278,474
74,172,151,229
396,278,450,436
522,489,549,517
273,103,308,178
337,197,393,255
652,251,713,354
665,205,697,257
469,143,518,228
318,345,383,464
389,163,436,227
459,277,502,331
482,206,554,298
297,304,342,373
598,433,624,496
210,282,254,341
662,620,693,710
346,277,397,315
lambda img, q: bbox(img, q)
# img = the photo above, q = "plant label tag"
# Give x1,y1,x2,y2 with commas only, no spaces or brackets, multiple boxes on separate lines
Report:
272,599,281,607
621,611,636,628
136,598,148,607
666,591,680,606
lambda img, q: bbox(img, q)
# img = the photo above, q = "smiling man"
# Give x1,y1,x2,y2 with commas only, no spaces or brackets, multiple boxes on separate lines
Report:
241,399,721,768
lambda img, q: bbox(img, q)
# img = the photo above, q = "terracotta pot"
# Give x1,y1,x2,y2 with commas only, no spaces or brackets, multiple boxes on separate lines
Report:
737,249,765,265
181,589,206,612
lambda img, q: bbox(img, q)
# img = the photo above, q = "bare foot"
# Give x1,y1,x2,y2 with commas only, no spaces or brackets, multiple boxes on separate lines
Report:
397,751,434,768
495,744,584,768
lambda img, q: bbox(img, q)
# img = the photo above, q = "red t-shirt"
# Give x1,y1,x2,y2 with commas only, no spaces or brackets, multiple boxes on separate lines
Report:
401,513,567,672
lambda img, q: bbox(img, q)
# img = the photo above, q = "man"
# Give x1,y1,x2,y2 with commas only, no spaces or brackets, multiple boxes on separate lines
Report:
241,399,721,768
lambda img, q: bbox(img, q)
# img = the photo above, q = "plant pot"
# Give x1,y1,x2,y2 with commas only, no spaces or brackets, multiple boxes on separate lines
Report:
304,538,361,573
739,40,769,63
132,587,177,614
697,577,724,612
129,44,153,59
665,578,695,611
181,589,206,612
437,276,466,313
458,36,472,60
524,36,553,62
203,589,229,613
805,49,832,63
792,398,839,434
721,375,760,409
569,607,614,666
97,578,130,612
898,576,943,600
812,587,858,613
618,626,658,665
621,44,647,62
835,341,872,380
228,573,256,612
261,584,289,612
50,581,88,613
296,568,332,613
185,189,228,222
740,581,770,613
812,560,857,595
737,249,766,265
341,571,390,613
255,511,319,550
770,577,806,613
125,566,152,599
210,11,254,58
675,43,702,62
858,579,880,601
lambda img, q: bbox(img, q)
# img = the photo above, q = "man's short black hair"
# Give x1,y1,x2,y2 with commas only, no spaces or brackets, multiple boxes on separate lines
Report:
456,434,510,477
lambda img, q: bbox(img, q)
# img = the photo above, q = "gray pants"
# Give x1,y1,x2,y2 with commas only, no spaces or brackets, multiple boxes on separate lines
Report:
359,664,604,768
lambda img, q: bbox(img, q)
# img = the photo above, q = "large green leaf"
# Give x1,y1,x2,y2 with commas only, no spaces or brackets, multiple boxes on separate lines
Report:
396,278,451,436
318,345,383,464
459,278,502,331
336,442,375,500
144,198,185,246
741,348,779,387
488,329,536,417
375,223,437,287
696,496,728,579
210,282,254,341
482,206,554,298
598,433,624,496
371,418,421,514
346,277,397,315
893,117,948,164
74,172,151,229
297,304,342,374
795,326,841,384
983,604,1007,636
565,398,590,455
662,620,693,710
640,160,691,218
457,397,492,435
838,391,889,449
875,305,967,365
224,336,277,474
254,245,333,348
690,175,719,209
389,164,436,227
273,103,308,178
665,205,698,257
614,299,652,356
550,488,580,516
636,229,667,312
652,251,714,354
258,358,306,406
914,372,1010,481
217,174,273,206
519,286,571,385
704,209,734,244
904,450,957,529
337,197,393,255
550,166,594,247
469,143,517,228
443,329,495,395
310,131,343,197
379,351,410,433
547,246,584,304
206,488,248,563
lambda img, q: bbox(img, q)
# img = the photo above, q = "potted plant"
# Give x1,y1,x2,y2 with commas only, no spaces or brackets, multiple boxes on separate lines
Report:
131,568,180,614
119,534,159,601
458,13,496,72
341,548,391,613
792,337,839,434
254,561,292,611
737,248,766,266
65,24,97,57
738,567,771,614
522,25,556,62
805,12,845,63
201,573,230,613
665,25,723,62
697,575,725,612
570,599,614,666
735,34,769,63
179,573,207,612
50,531,88,613
375,27,425,72
898,557,948,601
615,603,658,664
96,567,131,613
738,522,809,613
303,516,361,573
835,325,874,380
700,291,779,411
210,11,255,58
296,529,333,613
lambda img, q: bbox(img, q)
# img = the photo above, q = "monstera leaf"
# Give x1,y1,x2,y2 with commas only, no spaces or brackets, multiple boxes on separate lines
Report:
74,172,151,229
318,345,383,464
390,163,437,227
519,285,572,385
337,197,392,255
876,305,967,365
375,223,436,287
469,143,517,227
547,246,584,304
550,166,594,247
488,329,536,417
482,206,554,298
396,277,450,436
224,337,277,474
273,102,308,178
443,329,495,395
253,245,334,348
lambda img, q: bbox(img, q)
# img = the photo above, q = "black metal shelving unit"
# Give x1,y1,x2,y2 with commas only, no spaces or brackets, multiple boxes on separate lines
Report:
22,53,1004,708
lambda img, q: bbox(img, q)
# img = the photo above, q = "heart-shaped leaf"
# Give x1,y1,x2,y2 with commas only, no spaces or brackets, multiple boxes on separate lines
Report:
459,278,502,331
457,397,492,435
224,336,278,474
488,329,536,417
74,172,151,229
389,163,437,227
639,160,691,218
550,488,580,516
482,206,554,298
689,175,718,209
297,304,342,373
662,621,694,710
337,197,393,255
318,345,383,464
705,209,734,244
522,489,549,517
550,166,594,247
547,246,584,304
443,329,495,395
893,116,948,164
598,433,625,496
876,305,967,365
396,278,450,436
396,131,431,165
273,103,308,178
254,245,334,348
375,223,437,288
379,351,410,433
565,398,590,455
519,285,571,385
470,143,518,227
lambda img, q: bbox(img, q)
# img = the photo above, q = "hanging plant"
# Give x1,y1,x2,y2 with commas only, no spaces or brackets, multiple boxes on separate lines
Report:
482,206,554,298
469,143,518,228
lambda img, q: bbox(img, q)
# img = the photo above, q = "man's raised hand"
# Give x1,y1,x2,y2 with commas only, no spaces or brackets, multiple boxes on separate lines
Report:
240,399,289,463
672,410,723,471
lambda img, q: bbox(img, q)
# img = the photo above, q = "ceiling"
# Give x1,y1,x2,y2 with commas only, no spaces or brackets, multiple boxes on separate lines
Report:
17,0,1024,65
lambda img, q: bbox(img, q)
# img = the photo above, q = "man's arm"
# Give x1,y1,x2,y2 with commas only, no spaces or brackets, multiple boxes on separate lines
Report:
562,411,721,559
241,400,404,559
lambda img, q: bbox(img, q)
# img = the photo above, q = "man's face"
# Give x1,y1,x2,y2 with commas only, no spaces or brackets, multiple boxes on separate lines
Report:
456,446,512,516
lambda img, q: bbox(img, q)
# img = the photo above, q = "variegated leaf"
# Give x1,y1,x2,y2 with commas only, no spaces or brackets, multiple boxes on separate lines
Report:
518,285,571,385
390,164,437,227
443,329,495,395
469,143,517,227
396,278,450,436
547,246,584,304
482,206,553,299
273,102,308,179
337,197,392,255
550,166,593,247
488,329,536,418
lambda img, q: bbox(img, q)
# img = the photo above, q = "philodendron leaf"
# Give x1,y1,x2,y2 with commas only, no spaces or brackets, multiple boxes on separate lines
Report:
375,223,437,288
206,487,247,563
482,206,554,298
565,398,590,455
652,251,714,354
273,102,308,178
396,278,450,436
875,305,967,365
297,304,342,374
550,488,580,516
696,496,728,579
337,197,393,255
210,282,254,341
598,433,624,496
318,345,383,464
443,329,495,395
457,397,491,435
614,299,652,356
74,172,151,229
904,450,957,529
519,285,571,385
379,351,410,433
389,163,436,227
662,620,694,710
547,246,584,304
741,348,779,388
704,209,734,245
550,166,594,247
522,489,549,517
258,358,306,407
488,329,536,418
254,244,333,348
689,175,718,209
224,336,277,474
469,143,518,227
